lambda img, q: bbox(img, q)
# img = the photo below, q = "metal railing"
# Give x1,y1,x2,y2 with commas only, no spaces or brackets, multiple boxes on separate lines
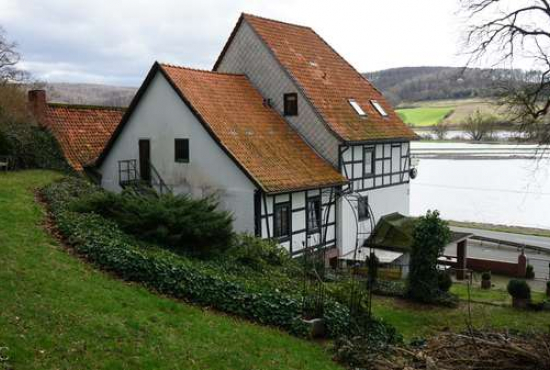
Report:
149,161,172,195
0,155,13,171
117,159,172,195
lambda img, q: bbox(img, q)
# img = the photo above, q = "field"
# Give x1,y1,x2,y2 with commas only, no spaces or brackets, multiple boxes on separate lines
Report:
397,107,453,127
397,99,508,127
0,170,341,370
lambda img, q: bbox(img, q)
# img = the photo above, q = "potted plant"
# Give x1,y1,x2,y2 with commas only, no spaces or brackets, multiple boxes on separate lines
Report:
301,295,326,338
526,264,535,279
481,271,491,289
507,279,531,308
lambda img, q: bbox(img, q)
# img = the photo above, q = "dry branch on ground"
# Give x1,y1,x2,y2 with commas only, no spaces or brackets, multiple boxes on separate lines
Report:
372,330,550,370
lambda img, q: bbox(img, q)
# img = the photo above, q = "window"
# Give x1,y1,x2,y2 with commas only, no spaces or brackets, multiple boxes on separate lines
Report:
274,202,291,238
358,196,369,221
175,139,189,163
284,93,298,116
371,100,388,117
363,147,375,177
306,197,321,233
348,99,366,116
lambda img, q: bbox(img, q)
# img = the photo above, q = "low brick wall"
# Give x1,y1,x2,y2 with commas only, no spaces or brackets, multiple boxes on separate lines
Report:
465,255,526,278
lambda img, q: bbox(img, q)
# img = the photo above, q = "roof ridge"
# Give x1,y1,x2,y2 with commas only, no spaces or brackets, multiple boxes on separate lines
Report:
47,103,127,111
242,13,313,31
159,62,245,77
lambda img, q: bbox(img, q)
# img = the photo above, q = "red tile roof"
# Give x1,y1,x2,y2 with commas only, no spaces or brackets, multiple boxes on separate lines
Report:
42,104,124,171
228,14,418,142
160,64,347,193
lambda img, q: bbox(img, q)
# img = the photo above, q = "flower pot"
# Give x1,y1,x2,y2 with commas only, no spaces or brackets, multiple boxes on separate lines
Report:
481,279,491,290
301,318,326,338
512,297,529,309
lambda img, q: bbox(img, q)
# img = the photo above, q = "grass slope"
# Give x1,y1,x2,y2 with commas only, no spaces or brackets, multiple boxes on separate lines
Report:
0,170,341,370
397,107,453,127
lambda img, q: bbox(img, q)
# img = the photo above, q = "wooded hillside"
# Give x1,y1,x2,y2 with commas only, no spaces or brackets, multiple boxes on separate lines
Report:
45,83,137,107
365,67,510,106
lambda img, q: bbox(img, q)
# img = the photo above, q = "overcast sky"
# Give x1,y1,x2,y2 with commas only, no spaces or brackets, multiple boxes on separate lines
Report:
1,0,468,86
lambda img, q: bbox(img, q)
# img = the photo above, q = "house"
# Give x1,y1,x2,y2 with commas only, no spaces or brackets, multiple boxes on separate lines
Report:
27,90,124,172
92,13,418,259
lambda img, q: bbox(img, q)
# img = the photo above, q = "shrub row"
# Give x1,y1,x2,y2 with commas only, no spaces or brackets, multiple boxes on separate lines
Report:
43,178,399,341
71,189,233,257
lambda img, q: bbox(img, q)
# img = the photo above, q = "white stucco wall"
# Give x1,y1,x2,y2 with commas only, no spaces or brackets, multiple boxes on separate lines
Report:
99,71,257,233
338,142,411,256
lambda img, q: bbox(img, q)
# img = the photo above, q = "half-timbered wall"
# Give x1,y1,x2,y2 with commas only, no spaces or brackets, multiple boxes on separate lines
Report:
340,142,410,192
338,141,411,255
258,188,337,256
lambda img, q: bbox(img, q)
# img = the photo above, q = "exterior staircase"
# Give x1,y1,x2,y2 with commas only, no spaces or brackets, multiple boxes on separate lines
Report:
118,159,172,195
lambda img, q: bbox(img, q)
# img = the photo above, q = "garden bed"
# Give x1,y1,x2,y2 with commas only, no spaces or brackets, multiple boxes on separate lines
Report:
41,177,398,341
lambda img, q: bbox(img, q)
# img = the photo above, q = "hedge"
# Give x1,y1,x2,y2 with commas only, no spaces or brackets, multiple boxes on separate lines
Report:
42,178,404,340
0,120,72,171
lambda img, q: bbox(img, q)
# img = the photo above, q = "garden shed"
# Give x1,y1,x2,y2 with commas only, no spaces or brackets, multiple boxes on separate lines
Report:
352,213,473,279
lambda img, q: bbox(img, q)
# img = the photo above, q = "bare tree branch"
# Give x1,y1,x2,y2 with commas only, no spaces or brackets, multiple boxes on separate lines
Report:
0,26,28,83
461,0,550,143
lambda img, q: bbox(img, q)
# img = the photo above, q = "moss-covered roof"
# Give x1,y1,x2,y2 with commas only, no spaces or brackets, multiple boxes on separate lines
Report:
365,213,471,252
365,213,418,252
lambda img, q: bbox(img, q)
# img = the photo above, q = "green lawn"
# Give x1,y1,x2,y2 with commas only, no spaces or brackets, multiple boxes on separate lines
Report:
0,170,341,370
397,107,453,127
371,283,550,339
450,283,547,305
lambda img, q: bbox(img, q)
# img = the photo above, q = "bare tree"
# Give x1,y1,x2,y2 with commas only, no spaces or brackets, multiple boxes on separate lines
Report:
0,26,28,83
463,110,497,141
432,123,450,140
461,0,550,141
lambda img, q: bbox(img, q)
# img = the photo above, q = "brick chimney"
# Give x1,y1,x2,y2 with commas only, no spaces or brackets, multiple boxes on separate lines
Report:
28,89,47,123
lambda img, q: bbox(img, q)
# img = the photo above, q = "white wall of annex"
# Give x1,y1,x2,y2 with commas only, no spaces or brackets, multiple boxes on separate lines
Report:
99,71,257,233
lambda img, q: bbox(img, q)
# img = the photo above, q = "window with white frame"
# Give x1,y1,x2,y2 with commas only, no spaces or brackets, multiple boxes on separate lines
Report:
363,146,375,177
358,196,369,221
371,100,388,117
306,197,321,233
348,99,367,116
274,202,291,239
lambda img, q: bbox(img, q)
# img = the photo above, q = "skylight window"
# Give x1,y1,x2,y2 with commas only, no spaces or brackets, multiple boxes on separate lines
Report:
348,99,366,116
371,100,388,117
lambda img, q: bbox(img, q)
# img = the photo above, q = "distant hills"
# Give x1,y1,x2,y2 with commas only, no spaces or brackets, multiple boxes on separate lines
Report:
44,66,511,108
45,83,137,107
365,66,508,106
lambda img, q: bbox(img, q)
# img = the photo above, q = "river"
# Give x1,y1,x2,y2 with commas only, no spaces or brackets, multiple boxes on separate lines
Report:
410,142,550,230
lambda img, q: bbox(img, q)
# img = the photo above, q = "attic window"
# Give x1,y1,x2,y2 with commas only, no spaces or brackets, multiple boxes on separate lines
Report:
371,100,388,117
348,99,366,116
284,93,298,116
